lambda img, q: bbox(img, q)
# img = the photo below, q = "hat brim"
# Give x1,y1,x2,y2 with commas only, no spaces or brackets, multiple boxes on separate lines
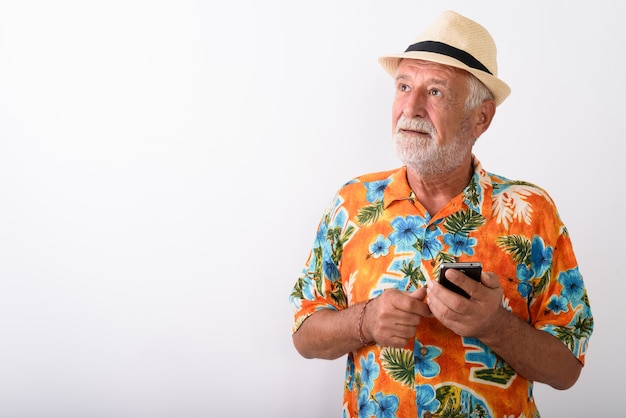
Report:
379,51,511,106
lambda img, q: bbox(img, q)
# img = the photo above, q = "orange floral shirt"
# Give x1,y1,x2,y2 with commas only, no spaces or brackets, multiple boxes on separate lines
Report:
290,159,593,418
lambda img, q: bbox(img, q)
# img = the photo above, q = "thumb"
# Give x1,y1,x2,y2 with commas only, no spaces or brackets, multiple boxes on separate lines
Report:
407,287,427,300
480,272,500,289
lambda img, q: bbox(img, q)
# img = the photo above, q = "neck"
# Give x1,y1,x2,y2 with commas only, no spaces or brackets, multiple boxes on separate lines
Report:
406,158,474,216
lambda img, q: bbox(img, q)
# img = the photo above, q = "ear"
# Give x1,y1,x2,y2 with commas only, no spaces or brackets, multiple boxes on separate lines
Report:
472,99,496,138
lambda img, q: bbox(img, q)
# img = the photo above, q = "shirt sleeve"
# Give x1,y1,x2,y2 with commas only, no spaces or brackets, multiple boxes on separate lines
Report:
527,210,594,365
289,191,352,334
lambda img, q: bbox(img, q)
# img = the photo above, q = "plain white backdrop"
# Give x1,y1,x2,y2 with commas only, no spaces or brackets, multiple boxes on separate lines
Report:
0,1,621,416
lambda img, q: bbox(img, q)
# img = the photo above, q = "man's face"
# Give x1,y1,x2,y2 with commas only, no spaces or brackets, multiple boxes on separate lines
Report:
391,59,476,176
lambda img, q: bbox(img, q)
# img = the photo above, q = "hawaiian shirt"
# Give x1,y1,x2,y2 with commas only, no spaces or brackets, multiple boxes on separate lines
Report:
290,158,593,418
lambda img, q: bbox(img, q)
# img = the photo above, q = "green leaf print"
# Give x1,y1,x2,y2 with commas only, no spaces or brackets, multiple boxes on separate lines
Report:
381,347,414,387
357,200,385,226
400,259,426,289
496,235,532,264
444,208,486,236
329,280,347,308
554,315,593,351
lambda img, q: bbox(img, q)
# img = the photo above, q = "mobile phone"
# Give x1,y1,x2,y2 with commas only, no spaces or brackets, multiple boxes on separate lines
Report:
438,262,482,298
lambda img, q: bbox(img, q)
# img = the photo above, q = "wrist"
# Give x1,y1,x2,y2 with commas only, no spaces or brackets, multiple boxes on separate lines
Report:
357,298,375,346
477,305,511,344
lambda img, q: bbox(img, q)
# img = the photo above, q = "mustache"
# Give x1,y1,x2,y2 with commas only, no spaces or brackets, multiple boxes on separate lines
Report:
395,115,435,135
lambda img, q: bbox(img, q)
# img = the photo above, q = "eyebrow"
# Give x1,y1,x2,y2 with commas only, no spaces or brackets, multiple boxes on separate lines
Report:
395,74,449,87
394,74,409,84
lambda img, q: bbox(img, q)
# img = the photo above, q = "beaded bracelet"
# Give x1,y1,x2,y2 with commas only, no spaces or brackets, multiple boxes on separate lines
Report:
357,298,374,346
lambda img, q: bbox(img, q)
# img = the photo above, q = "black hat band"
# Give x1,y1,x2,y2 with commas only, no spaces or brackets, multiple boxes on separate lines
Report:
404,40,492,75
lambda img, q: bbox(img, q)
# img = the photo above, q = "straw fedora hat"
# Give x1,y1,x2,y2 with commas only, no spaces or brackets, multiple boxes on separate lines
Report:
379,10,511,106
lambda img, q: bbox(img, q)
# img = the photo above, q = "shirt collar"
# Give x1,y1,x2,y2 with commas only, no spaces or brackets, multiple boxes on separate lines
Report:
383,157,493,218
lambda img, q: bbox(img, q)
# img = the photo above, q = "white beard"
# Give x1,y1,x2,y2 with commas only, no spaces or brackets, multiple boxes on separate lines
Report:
392,114,474,177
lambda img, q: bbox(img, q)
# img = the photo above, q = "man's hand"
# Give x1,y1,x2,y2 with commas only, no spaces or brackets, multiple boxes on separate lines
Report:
426,269,582,389
362,288,433,348
426,270,504,338
293,287,433,359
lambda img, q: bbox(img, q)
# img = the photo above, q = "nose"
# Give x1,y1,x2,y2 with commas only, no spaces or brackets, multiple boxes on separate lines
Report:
402,90,426,119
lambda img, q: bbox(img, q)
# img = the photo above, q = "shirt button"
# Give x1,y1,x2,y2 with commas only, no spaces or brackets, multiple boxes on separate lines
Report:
420,347,429,356
427,224,437,231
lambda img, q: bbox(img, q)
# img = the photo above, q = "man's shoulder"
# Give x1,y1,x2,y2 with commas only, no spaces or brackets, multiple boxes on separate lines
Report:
486,171,558,211
488,172,552,196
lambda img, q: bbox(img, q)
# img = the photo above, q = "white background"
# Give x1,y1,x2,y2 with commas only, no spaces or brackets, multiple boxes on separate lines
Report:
0,1,621,417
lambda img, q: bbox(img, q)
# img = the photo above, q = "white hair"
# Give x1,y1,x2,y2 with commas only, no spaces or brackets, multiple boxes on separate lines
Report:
464,74,493,111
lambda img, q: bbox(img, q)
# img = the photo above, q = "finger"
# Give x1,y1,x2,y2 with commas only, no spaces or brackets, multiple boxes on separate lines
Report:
479,271,500,289
408,289,434,317
407,287,427,300
441,269,483,299
426,279,466,316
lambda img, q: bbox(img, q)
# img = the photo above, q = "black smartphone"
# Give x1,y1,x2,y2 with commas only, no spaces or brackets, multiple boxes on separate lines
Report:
438,262,482,298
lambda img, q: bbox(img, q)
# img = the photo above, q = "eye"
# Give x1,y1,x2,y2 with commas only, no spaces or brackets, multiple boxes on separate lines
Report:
398,84,410,92
429,88,442,97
